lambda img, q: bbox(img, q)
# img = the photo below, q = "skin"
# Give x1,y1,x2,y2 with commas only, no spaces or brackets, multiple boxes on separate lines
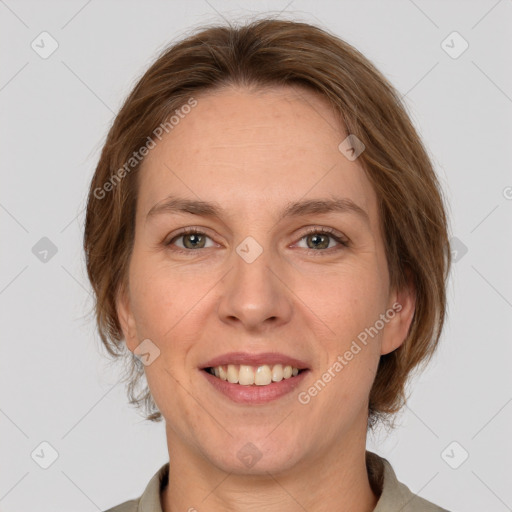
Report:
116,85,416,512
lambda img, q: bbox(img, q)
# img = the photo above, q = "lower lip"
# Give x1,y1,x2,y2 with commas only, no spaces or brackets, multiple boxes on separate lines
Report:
201,369,309,404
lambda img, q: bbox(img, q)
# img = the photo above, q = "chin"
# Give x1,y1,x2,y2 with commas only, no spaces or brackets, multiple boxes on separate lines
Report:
204,437,304,476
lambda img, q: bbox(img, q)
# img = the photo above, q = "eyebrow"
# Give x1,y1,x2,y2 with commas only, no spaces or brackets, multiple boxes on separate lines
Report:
146,195,370,226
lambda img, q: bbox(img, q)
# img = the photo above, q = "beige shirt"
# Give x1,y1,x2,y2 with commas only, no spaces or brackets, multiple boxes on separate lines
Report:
104,450,450,512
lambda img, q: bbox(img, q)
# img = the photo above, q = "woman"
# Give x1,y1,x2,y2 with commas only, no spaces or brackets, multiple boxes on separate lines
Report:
84,18,452,512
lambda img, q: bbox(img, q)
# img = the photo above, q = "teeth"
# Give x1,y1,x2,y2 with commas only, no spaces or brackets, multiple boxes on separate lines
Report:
255,365,272,385
208,364,301,386
239,365,255,385
227,364,238,384
272,364,283,382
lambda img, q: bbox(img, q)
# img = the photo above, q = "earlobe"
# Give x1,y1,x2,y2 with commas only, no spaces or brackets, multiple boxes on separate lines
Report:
115,283,138,353
380,270,416,356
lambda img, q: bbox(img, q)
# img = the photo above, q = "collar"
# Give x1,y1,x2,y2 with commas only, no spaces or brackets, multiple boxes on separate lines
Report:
133,450,447,511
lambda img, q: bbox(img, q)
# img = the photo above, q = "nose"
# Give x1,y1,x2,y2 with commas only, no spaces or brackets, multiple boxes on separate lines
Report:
216,244,293,333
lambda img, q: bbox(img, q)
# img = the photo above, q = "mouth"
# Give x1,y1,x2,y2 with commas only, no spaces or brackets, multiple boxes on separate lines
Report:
203,364,307,386
199,352,310,404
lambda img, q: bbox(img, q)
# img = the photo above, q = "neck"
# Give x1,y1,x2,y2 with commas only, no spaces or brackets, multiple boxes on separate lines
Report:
161,426,379,512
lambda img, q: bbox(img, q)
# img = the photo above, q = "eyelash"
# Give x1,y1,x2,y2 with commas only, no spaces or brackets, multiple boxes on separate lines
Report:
165,226,350,255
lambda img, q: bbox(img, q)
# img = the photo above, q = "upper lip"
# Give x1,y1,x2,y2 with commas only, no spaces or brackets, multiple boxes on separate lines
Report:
201,352,310,370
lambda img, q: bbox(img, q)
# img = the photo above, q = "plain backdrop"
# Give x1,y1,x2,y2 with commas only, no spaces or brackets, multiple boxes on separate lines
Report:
1,1,511,511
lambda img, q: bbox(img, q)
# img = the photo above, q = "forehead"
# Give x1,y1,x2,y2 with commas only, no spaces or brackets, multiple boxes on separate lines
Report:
137,85,379,229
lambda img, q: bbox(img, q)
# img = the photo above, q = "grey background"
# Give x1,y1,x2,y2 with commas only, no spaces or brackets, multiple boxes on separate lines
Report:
1,0,511,511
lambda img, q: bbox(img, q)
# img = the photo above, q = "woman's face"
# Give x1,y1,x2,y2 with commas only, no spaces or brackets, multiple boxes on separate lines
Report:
117,85,414,475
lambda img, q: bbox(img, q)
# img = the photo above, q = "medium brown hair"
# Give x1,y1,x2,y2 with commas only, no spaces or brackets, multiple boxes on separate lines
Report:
83,18,452,429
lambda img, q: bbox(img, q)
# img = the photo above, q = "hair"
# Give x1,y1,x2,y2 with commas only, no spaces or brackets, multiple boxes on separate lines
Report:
83,17,452,429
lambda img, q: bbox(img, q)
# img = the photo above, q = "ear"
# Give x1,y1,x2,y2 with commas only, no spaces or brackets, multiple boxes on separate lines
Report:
115,282,138,353
380,269,416,356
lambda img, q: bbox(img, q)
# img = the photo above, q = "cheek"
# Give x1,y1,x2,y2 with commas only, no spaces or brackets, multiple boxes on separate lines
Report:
128,254,211,341
298,265,387,399
130,276,174,339
303,265,387,342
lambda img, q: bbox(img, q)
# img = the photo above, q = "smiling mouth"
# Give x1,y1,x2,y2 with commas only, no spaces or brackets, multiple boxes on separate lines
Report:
204,364,306,386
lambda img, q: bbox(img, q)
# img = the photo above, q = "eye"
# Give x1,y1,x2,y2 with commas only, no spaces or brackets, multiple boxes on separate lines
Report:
165,226,349,254
166,228,216,250
294,227,349,253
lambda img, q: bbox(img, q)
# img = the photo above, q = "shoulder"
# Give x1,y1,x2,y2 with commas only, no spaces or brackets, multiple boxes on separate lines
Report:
102,462,169,512
103,499,139,512
367,451,451,512
390,477,450,512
